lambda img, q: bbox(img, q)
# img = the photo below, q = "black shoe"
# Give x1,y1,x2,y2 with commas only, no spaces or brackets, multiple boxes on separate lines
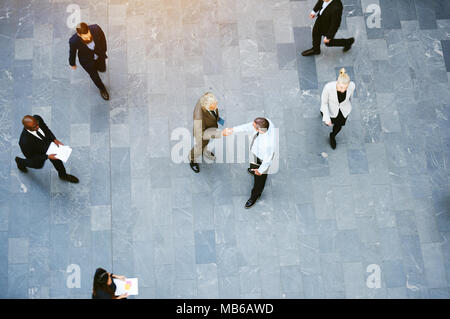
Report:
59,174,79,183
330,133,336,150
190,162,200,173
15,157,27,173
245,196,260,209
100,88,109,100
343,38,355,52
301,48,320,56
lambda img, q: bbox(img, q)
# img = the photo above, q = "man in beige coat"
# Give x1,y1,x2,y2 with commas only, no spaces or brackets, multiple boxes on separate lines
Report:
189,92,222,173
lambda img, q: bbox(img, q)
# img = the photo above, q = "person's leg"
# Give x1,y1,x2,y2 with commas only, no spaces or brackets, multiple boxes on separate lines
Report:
326,38,348,47
251,173,268,199
312,21,322,52
302,20,322,56
190,139,209,163
49,159,67,177
87,67,106,90
16,157,45,169
95,58,106,73
326,37,355,52
250,158,268,199
331,123,343,138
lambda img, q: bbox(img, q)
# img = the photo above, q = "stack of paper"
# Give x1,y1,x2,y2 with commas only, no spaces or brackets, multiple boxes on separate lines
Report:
114,278,139,296
46,142,72,163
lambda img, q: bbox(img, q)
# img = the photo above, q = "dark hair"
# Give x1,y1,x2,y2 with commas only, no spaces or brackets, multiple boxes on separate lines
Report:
76,22,89,35
92,268,114,298
254,117,269,132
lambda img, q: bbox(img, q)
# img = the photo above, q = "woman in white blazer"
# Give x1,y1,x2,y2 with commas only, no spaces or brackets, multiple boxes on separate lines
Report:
320,68,356,149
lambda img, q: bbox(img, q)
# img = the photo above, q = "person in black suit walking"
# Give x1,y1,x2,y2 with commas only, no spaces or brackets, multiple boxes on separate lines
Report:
301,0,355,56
69,22,109,100
15,115,79,183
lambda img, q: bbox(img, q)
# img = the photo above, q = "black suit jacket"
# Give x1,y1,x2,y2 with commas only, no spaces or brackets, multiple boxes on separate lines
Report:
69,24,107,69
19,115,56,163
313,0,343,40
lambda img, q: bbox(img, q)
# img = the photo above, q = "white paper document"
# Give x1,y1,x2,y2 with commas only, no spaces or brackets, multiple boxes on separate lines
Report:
46,142,72,163
114,278,139,296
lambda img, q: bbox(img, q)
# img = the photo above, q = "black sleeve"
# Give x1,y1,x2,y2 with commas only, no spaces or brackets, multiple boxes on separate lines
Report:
313,0,323,13
19,141,48,162
326,5,343,39
34,115,56,141
69,38,77,66
96,24,107,54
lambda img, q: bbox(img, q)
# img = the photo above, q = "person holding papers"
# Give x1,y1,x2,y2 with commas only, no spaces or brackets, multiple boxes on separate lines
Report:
222,117,276,209
15,115,79,183
92,268,128,299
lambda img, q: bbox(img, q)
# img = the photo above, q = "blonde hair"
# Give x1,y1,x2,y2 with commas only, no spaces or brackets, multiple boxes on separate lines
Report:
200,92,218,109
337,68,350,85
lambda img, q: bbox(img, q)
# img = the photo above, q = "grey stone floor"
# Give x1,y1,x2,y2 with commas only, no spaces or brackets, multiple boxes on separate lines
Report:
0,0,449,299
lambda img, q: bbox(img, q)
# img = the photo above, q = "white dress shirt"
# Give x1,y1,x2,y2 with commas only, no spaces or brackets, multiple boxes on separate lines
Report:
233,118,276,174
86,40,98,60
311,0,333,17
27,128,46,140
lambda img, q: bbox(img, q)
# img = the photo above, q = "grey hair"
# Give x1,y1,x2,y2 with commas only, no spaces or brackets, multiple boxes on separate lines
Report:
199,92,218,110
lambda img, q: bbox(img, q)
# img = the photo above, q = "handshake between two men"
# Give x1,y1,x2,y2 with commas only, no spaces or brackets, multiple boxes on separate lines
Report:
188,92,276,209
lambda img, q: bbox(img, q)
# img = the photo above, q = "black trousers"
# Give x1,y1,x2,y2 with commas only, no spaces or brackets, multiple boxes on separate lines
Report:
321,110,346,138
82,58,106,90
17,157,67,177
312,20,352,51
251,158,268,199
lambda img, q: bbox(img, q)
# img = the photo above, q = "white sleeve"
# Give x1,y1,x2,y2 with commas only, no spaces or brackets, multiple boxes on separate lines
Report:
233,122,254,134
320,85,331,124
258,152,273,174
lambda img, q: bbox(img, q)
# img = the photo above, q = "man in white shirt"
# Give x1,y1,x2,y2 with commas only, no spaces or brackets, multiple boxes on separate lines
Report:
223,117,276,209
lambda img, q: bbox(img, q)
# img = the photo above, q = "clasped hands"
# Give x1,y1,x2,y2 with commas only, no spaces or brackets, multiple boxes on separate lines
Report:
222,127,233,136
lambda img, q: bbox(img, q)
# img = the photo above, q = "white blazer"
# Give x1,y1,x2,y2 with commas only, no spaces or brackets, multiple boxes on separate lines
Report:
320,81,356,124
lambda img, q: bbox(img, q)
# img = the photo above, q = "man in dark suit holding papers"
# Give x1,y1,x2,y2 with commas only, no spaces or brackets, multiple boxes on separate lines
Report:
15,115,79,183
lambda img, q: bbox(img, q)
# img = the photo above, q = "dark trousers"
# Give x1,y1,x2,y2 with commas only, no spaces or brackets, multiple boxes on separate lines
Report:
82,58,106,90
321,110,346,138
331,122,343,138
312,20,352,51
17,157,67,177
251,158,268,199
189,138,210,163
